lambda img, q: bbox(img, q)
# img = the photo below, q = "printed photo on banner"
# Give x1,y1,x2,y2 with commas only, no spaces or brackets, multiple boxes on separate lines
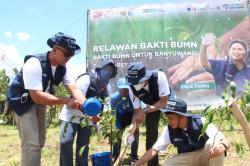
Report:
86,0,250,109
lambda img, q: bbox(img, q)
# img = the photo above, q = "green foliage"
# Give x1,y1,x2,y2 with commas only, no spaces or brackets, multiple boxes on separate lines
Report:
46,84,70,127
99,109,118,145
0,69,14,125
238,83,250,122
46,105,59,128
54,83,69,97
235,142,246,156
200,81,250,156
0,69,10,101
79,145,87,157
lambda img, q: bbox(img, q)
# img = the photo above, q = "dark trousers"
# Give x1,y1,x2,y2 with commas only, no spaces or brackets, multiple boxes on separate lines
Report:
60,120,91,166
146,111,161,166
113,128,139,161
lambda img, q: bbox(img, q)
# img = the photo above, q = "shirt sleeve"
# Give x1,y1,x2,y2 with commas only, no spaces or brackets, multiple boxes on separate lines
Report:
23,57,43,90
157,71,170,97
201,117,225,141
75,74,90,96
62,64,76,86
153,126,171,151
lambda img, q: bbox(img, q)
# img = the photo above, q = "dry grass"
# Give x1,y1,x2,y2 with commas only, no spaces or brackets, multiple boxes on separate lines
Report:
0,125,249,166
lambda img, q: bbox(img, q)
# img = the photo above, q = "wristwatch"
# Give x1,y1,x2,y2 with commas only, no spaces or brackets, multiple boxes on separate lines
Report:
143,107,148,113
220,143,228,157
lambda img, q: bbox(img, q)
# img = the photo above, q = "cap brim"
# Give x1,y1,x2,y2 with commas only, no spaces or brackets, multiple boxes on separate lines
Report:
47,38,81,55
47,38,55,48
96,60,117,78
118,85,130,89
160,109,192,117
128,70,153,85
73,45,81,55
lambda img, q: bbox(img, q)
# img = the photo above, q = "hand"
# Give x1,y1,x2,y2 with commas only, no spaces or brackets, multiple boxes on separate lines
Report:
168,55,201,87
90,115,101,123
185,72,214,83
123,133,135,146
202,33,216,47
67,98,82,110
134,109,145,124
144,105,156,113
207,143,226,159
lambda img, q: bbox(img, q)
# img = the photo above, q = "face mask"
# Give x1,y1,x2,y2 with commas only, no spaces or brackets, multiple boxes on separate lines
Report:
134,82,146,91
99,69,113,86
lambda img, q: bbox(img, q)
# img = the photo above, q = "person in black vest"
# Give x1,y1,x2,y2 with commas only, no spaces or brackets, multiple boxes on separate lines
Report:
132,98,229,166
125,62,171,166
7,32,84,166
59,59,117,166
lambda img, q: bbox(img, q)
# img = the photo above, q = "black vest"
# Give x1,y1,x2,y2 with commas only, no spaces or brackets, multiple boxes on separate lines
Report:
76,71,108,101
7,52,66,116
168,114,209,153
131,70,160,105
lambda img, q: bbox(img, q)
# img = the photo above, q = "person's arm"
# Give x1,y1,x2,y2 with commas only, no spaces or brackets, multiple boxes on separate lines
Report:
66,84,85,102
66,84,86,109
132,148,158,166
147,96,168,113
128,88,145,124
131,107,145,125
133,126,170,166
202,117,230,159
200,46,210,68
29,90,70,105
200,33,216,68
63,66,87,109
168,55,202,86
23,57,71,106
29,84,83,107
207,137,229,159
147,71,169,113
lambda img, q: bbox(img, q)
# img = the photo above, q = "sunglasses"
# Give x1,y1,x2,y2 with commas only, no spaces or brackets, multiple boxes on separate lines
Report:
55,46,72,59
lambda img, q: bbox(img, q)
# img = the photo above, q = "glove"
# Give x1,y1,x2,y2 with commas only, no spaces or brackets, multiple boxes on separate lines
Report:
123,133,135,146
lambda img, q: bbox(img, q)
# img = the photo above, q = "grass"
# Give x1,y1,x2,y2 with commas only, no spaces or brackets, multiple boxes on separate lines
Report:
0,123,250,166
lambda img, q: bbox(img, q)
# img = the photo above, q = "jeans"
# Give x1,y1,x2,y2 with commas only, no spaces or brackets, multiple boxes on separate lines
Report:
113,128,139,161
146,111,161,166
60,120,91,166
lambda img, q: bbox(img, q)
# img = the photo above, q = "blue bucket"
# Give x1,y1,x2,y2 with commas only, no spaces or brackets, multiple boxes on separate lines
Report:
82,97,102,116
90,151,112,166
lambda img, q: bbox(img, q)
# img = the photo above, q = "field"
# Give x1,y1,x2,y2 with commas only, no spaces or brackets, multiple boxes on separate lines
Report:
0,122,250,166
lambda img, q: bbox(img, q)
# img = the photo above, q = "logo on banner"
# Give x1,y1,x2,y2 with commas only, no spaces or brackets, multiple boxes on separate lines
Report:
187,7,197,11
222,3,245,10
93,11,104,18
142,8,167,14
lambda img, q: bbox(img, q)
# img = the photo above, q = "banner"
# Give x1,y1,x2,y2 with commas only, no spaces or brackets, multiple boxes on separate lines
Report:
87,0,250,109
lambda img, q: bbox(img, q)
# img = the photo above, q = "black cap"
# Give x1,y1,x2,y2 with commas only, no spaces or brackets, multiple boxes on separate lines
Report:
161,98,191,117
95,59,117,78
47,32,81,56
126,63,152,85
